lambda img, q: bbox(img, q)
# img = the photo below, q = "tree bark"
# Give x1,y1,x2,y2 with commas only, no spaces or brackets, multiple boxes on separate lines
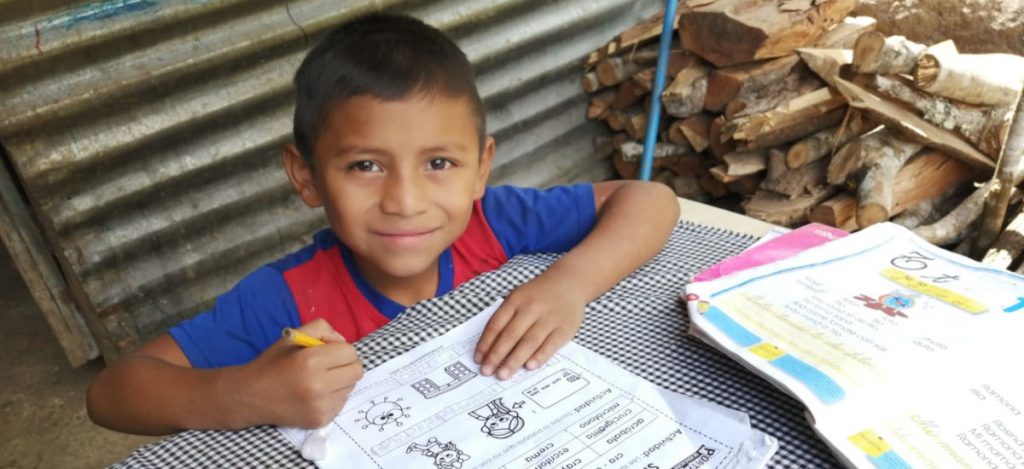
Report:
833,78,996,172
974,87,1024,256
856,73,1013,159
851,33,927,75
763,158,828,198
915,52,1024,107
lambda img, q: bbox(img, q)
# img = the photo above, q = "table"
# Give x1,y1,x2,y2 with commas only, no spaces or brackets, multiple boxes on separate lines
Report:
112,202,839,468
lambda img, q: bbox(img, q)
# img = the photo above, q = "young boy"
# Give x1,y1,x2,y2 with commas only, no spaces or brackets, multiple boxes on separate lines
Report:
87,13,679,435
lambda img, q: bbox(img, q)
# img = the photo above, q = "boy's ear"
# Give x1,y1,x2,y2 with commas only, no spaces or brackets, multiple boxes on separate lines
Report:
473,136,495,200
282,143,323,208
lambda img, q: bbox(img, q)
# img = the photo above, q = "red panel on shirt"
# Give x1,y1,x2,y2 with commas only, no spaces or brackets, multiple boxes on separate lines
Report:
282,246,390,342
452,199,509,286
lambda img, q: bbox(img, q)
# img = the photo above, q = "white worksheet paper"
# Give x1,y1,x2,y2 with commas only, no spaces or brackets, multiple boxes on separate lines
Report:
281,300,777,468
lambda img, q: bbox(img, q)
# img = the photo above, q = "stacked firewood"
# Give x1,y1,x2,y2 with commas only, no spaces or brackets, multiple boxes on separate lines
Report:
584,0,1024,265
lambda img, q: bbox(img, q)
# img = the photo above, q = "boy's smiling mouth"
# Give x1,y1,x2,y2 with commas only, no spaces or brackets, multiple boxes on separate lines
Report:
372,227,441,248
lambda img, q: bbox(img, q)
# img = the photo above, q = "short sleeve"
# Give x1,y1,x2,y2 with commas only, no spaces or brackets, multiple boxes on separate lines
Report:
481,184,597,257
168,266,301,368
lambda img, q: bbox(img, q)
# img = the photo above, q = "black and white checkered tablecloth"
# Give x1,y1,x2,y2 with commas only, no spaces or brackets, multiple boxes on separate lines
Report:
111,222,841,469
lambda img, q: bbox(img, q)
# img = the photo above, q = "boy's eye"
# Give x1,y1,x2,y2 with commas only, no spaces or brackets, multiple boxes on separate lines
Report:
350,160,381,172
426,158,453,171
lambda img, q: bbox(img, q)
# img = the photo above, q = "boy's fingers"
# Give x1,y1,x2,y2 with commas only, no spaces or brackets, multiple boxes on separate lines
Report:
526,330,566,371
474,304,516,363
496,323,548,380
298,318,346,343
480,315,534,376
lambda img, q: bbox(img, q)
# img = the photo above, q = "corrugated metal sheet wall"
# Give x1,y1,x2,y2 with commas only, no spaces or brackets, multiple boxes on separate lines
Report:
0,0,659,362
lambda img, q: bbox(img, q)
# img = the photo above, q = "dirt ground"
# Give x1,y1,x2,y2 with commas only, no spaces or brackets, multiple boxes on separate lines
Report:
0,244,157,468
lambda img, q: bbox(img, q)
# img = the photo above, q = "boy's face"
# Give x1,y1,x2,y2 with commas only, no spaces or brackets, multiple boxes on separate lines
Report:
283,92,493,294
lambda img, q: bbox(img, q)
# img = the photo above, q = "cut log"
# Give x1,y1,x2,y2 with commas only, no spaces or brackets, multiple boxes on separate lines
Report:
856,144,924,228
810,192,858,230
587,90,616,120
622,110,650,141
667,120,689,146
708,115,735,160
613,144,691,180
662,64,712,118
975,87,1024,257
855,73,1013,159
813,16,877,49
983,208,1024,268
851,33,926,75
678,0,858,67
618,141,693,163
915,52,1024,107
604,109,627,132
887,150,981,218
891,191,952,229
676,113,713,152
796,48,851,89
666,153,705,177
582,72,603,93
787,111,878,169
709,164,742,184
827,127,919,185
743,187,837,226
833,78,996,172
596,56,645,87
610,76,649,111
726,174,763,197
723,73,824,120
670,173,707,201
723,149,768,176
699,174,731,198
725,87,848,149
763,158,827,198
914,182,992,245
704,55,803,112
767,148,788,181
631,52,699,94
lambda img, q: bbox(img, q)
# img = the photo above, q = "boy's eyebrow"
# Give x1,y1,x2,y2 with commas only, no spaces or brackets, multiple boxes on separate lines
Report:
422,143,468,154
333,146,390,157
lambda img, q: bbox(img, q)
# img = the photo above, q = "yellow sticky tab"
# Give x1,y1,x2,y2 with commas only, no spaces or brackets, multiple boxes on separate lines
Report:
880,267,987,314
749,343,785,361
849,429,891,457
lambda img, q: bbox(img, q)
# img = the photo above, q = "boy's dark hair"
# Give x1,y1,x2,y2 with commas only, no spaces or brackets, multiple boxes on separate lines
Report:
292,13,486,164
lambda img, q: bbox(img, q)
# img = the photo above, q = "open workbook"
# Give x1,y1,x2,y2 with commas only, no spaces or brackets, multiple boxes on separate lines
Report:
686,222,1024,468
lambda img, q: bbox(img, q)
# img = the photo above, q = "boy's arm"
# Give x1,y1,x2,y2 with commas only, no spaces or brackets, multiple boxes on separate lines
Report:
87,320,363,435
474,180,679,380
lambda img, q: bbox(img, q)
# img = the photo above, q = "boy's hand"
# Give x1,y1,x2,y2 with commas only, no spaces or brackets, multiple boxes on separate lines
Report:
474,276,586,381
227,319,364,428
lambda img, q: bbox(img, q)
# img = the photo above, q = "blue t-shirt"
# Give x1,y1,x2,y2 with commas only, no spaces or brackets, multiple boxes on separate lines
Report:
169,184,596,368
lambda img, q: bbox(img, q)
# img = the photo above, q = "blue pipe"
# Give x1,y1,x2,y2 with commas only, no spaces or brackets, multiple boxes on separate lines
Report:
638,0,679,181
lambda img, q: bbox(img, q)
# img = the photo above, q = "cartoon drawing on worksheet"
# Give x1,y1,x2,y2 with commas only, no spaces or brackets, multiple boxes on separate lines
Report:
406,437,471,469
467,398,525,439
353,396,411,432
410,362,477,399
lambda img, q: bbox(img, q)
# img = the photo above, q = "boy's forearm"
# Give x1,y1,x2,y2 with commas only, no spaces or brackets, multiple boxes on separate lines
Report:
543,182,679,300
87,356,253,435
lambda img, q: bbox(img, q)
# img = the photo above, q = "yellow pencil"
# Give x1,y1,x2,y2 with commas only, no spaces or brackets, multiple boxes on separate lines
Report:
282,328,326,347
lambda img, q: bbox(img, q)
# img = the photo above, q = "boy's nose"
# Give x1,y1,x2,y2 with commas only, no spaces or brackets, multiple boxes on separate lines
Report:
379,173,428,217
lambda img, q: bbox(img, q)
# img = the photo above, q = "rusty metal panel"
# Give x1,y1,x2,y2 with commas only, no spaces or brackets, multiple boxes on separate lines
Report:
0,0,658,361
